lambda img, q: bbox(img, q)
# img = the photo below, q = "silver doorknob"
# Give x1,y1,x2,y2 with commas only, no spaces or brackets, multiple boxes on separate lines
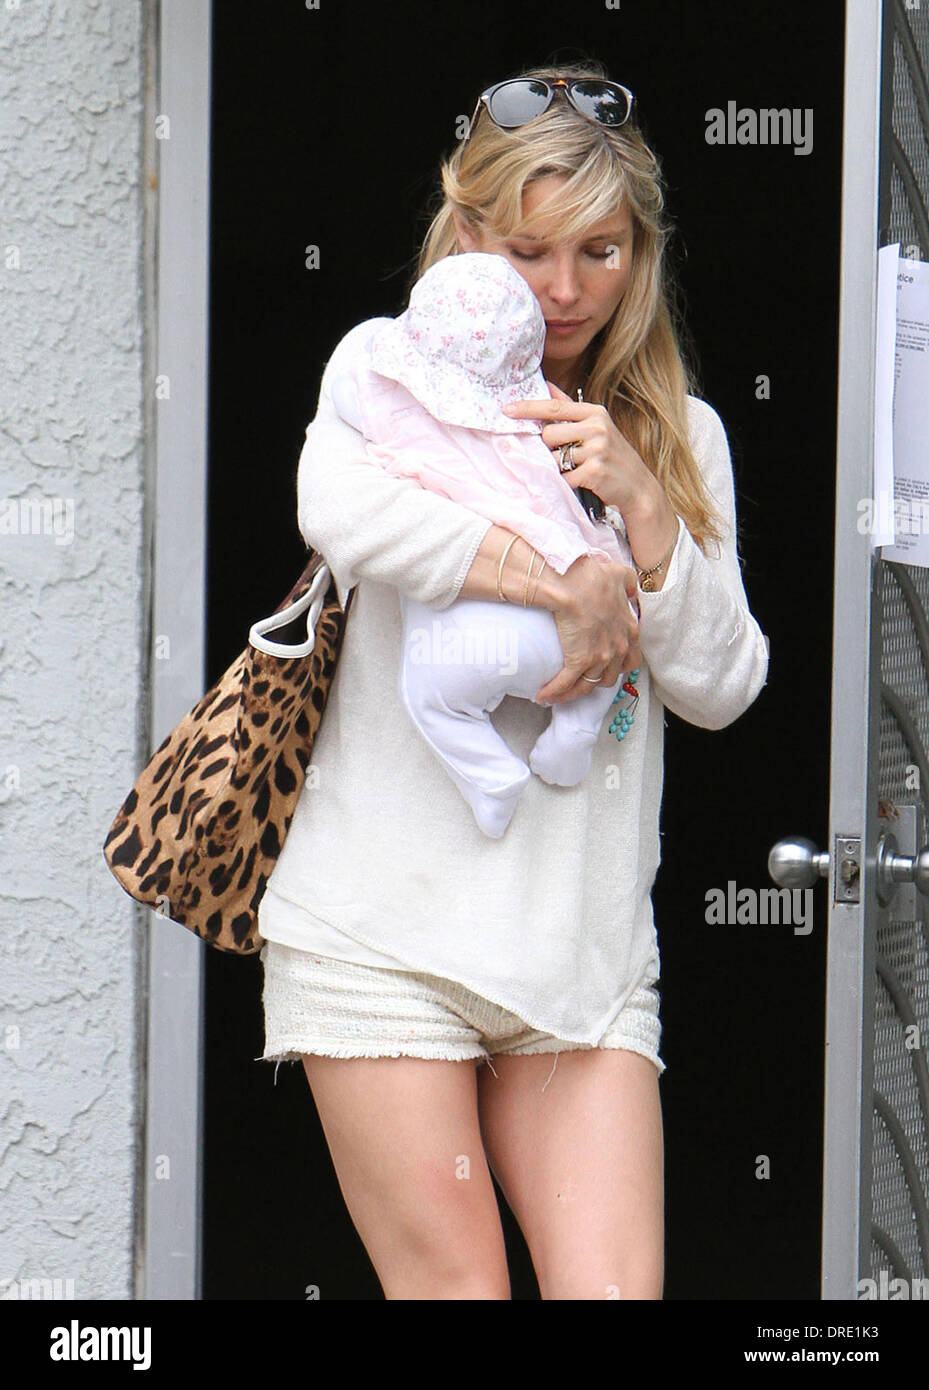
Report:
875,832,929,905
768,836,830,889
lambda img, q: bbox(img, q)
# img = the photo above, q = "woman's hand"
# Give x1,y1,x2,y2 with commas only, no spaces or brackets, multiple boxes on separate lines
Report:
456,524,641,703
503,379,683,599
501,380,658,518
537,554,642,706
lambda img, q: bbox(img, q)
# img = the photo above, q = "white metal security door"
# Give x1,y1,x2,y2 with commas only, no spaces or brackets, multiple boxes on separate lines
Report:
769,0,929,1302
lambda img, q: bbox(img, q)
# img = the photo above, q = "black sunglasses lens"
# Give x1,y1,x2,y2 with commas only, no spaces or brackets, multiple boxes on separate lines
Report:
570,80,632,126
486,79,551,127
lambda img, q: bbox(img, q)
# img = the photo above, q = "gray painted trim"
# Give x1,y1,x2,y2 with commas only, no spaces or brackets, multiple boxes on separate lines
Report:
821,0,884,1300
140,0,212,1300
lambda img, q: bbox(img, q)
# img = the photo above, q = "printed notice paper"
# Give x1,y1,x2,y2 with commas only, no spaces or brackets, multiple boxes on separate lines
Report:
879,257,929,564
870,242,898,547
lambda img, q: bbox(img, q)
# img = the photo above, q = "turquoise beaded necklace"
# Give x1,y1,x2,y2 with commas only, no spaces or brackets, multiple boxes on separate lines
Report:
609,668,641,741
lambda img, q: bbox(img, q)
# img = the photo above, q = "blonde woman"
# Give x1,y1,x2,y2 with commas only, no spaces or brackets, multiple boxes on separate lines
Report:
256,59,769,1301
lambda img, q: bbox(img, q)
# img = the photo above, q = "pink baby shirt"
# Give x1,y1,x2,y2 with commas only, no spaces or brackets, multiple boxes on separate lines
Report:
351,367,632,577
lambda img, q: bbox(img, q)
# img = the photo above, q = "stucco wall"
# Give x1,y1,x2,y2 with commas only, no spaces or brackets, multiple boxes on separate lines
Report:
0,0,150,1300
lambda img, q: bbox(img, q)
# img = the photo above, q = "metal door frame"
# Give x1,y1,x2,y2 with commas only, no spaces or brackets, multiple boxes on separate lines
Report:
138,0,212,1299
822,0,885,1299
823,2,901,1301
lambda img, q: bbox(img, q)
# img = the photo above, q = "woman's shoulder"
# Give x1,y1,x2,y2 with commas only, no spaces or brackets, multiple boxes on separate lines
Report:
684,393,727,444
683,394,733,474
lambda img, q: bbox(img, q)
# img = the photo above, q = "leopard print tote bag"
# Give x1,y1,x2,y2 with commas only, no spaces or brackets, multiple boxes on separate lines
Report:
102,551,354,954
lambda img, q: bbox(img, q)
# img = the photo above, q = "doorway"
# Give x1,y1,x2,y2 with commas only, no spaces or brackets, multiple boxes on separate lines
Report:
202,0,844,1299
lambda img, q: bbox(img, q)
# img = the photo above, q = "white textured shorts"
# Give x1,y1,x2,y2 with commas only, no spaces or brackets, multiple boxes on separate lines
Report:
257,941,666,1084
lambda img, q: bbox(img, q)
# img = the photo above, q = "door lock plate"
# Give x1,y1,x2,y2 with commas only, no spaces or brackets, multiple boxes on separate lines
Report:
834,836,861,904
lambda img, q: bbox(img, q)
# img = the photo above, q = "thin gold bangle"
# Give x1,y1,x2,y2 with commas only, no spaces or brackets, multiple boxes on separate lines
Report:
522,547,537,606
528,556,547,607
496,535,519,602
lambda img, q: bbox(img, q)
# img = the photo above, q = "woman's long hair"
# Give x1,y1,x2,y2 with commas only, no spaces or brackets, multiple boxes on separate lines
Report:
414,59,726,555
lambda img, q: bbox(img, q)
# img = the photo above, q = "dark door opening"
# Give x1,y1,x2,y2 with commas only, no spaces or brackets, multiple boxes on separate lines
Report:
203,0,844,1299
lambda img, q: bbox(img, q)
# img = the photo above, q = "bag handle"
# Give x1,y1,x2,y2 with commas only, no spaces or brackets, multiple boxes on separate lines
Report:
248,561,333,657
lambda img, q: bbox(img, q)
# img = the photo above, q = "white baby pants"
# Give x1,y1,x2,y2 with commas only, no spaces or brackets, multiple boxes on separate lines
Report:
398,594,625,838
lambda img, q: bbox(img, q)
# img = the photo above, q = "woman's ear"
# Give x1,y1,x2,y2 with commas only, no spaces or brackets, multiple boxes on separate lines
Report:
452,208,482,252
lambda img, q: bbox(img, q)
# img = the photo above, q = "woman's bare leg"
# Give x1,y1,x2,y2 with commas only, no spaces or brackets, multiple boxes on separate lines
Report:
302,1053,510,1299
476,1047,664,1299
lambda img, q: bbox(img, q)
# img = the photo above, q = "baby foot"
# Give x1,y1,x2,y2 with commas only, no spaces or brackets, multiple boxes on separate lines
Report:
468,767,532,838
528,723,598,787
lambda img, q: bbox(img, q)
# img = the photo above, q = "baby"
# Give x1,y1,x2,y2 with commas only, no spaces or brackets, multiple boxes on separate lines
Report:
329,251,638,838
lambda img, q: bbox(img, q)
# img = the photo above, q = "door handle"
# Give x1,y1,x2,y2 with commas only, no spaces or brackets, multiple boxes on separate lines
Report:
768,836,831,889
769,816,929,910
873,832,929,906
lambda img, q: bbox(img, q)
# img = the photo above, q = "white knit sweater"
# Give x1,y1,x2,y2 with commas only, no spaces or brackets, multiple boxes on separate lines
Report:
259,319,770,1044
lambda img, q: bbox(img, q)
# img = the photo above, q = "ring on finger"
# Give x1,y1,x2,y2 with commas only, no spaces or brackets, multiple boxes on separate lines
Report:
581,671,604,683
558,441,580,472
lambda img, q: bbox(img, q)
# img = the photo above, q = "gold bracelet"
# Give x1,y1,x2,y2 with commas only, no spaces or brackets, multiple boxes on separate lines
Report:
522,547,538,607
633,535,677,592
528,557,547,607
496,535,520,602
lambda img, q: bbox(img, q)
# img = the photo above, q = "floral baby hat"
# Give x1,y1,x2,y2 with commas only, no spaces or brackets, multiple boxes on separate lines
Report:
367,251,551,434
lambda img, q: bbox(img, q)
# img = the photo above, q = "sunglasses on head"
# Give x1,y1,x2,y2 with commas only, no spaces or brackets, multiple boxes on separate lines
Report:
462,76,636,147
